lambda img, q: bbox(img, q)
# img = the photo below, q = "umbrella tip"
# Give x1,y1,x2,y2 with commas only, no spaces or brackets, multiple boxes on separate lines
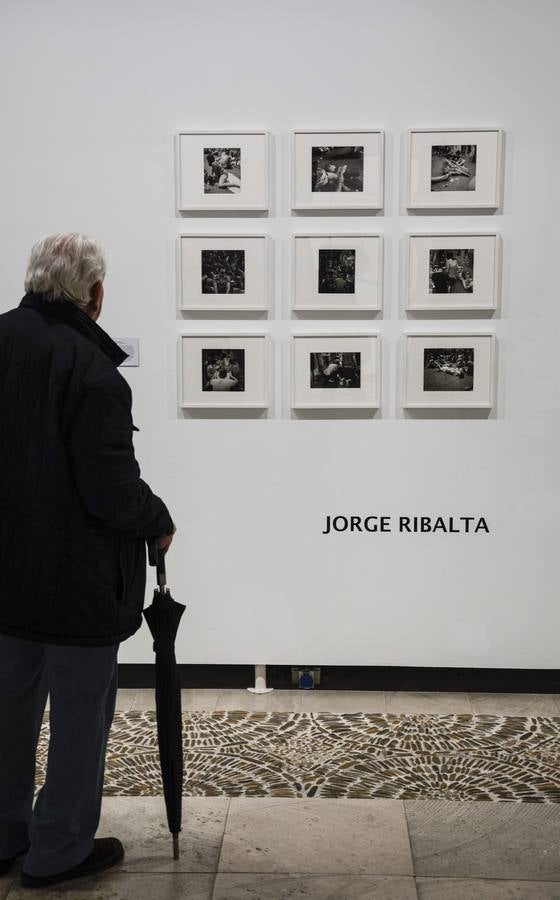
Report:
173,832,180,860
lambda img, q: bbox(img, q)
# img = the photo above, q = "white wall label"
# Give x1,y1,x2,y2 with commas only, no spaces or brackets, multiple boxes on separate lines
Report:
116,338,140,367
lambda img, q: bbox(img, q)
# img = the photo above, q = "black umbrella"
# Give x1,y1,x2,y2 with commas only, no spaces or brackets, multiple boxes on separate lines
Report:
143,541,186,859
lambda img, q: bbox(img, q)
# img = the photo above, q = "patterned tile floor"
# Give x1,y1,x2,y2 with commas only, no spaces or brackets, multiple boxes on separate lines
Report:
37,706,560,802
6,690,560,898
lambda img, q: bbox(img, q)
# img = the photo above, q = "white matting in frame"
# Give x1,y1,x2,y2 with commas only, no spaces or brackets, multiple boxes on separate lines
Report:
292,333,380,409
179,334,269,409
178,234,269,312
407,128,503,210
176,131,269,212
292,130,384,211
403,333,496,409
293,233,383,312
407,233,501,312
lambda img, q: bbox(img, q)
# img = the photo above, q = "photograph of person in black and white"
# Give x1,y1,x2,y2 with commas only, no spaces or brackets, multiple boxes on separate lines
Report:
429,249,474,294
202,349,245,391
201,250,245,294
431,145,477,192
310,352,361,388
318,249,356,293
312,147,364,193
203,148,241,193
424,349,474,391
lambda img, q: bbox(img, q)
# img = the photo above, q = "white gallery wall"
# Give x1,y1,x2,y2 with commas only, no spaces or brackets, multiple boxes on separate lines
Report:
0,0,558,667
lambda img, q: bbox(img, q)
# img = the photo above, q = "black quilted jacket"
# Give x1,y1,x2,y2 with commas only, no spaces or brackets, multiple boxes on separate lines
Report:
0,292,174,646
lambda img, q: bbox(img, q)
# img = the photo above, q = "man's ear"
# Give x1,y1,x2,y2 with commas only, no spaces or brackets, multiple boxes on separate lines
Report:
86,281,104,320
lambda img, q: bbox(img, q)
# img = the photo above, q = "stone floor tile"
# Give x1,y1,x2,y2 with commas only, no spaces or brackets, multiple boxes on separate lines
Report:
219,798,413,875
98,796,229,873
0,877,12,900
300,690,386,714
468,693,560,717
122,688,220,712
129,690,156,711
7,872,214,899
385,692,472,715
406,798,560,880
181,690,220,711
114,690,137,712
215,690,302,713
416,876,560,899
213,872,417,898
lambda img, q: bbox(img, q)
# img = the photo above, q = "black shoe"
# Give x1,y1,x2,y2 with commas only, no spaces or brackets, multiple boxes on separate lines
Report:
0,842,30,875
20,837,124,888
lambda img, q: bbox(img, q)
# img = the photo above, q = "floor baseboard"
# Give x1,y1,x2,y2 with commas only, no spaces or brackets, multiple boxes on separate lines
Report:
117,664,560,693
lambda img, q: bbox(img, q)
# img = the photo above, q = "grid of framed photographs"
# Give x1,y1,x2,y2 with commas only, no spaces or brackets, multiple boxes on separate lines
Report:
175,128,502,413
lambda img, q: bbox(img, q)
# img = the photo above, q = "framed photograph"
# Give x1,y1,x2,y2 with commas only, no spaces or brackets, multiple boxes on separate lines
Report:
179,334,269,409
407,233,501,312
178,234,269,312
292,333,380,409
403,333,496,409
176,131,269,212
293,233,383,313
292,130,384,211
407,128,503,210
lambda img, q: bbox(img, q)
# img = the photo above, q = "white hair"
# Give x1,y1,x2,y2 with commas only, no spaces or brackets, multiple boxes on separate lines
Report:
24,233,106,309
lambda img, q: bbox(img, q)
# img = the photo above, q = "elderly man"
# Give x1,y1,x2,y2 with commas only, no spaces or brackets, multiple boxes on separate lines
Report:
0,234,174,888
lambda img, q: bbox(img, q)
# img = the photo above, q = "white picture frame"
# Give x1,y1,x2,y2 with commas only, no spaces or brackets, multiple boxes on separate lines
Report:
407,128,503,210
292,233,383,313
176,131,269,213
407,233,501,313
403,332,496,409
292,333,381,409
179,333,270,409
292,130,384,211
177,234,270,313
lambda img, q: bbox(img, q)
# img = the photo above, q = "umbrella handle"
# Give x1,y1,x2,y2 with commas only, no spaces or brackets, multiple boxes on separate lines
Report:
148,540,167,591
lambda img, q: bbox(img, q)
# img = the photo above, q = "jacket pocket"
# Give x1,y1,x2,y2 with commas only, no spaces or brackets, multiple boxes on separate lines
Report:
118,535,144,610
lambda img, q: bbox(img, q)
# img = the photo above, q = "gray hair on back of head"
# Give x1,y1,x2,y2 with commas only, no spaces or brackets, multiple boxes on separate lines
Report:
24,233,106,310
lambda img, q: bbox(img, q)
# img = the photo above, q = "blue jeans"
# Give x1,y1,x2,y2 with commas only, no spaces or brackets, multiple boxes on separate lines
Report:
0,633,118,876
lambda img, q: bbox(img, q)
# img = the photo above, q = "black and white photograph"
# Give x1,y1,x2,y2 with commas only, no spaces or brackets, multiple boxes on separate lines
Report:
310,352,361,389
431,145,477,192
429,249,474,294
407,234,499,313
177,132,268,212
201,250,245,294
423,348,474,392
293,334,379,409
312,147,364,193
179,235,268,312
180,333,268,409
203,147,241,194
293,131,383,211
293,234,382,312
202,349,245,392
408,129,502,210
318,249,356,294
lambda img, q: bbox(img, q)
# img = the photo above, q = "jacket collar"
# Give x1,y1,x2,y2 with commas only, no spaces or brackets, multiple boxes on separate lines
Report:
19,292,127,367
